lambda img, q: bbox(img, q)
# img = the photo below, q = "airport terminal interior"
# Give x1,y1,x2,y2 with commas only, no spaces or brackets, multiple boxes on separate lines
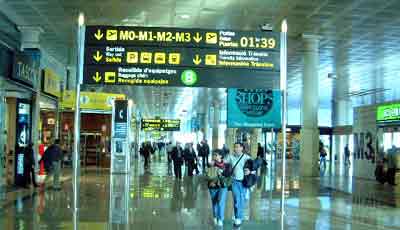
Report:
0,0,400,229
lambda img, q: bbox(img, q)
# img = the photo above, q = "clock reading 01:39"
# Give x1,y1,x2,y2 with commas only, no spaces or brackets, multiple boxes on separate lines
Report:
240,37,276,49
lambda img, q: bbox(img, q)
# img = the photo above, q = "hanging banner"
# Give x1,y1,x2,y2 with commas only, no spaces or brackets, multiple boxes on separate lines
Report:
227,89,281,128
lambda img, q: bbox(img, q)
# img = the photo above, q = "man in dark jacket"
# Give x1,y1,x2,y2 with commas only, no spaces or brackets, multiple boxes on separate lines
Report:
171,142,184,179
40,139,63,190
183,143,197,176
199,140,210,174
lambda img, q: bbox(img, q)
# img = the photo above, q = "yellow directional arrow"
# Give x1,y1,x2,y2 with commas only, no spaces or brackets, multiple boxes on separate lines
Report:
193,32,202,43
193,55,202,65
92,72,102,83
94,29,104,40
93,51,103,62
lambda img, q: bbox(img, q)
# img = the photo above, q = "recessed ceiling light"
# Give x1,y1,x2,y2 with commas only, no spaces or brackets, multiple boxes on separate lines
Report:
179,14,190,19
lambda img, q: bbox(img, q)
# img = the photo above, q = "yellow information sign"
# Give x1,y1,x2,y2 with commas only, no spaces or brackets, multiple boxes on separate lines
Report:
105,72,116,83
106,30,118,41
61,91,126,111
206,32,218,44
126,52,138,63
168,53,180,65
205,54,217,65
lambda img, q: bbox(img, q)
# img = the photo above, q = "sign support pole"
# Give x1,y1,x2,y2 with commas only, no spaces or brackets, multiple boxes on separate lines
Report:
279,19,288,225
72,13,85,230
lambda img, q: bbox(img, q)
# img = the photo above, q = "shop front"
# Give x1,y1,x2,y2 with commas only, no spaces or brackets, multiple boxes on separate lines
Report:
352,102,400,180
61,91,125,168
2,48,40,186
39,68,61,146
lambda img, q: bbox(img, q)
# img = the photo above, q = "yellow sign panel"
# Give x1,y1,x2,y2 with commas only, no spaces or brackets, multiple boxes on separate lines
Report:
43,68,61,97
140,52,152,64
206,32,218,44
169,53,180,65
154,53,166,64
106,30,118,40
205,54,217,65
62,91,126,111
126,52,138,63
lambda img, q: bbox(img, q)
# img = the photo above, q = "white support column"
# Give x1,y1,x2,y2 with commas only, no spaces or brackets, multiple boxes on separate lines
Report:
300,34,321,177
18,26,43,171
332,49,351,174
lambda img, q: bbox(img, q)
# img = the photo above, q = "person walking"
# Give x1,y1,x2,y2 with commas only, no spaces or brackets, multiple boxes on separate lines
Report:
166,141,174,175
207,150,228,227
199,140,210,174
140,142,152,170
224,142,252,227
221,144,230,159
387,145,398,186
23,143,38,188
319,140,327,172
184,143,197,176
344,144,351,166
39,139,63,190
172,142,184,179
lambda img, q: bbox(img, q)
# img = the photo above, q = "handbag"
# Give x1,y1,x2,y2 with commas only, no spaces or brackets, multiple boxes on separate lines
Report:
225,154,245,190
242,174,257,188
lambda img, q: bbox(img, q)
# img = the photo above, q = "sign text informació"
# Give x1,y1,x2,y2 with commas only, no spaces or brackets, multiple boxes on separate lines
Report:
377,103,400,123
84,26,280,88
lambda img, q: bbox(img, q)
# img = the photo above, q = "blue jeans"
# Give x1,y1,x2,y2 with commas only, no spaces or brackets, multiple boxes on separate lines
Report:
209,187,227,221
232,180,245,221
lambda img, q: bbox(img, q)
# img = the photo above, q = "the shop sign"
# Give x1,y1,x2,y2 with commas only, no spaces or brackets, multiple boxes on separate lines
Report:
377,103,400,123
62,91,125,111
13,49,40,88
42,68,61,97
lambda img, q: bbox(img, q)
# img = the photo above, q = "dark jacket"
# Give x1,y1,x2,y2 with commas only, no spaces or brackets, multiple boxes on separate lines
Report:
24,146,35,168
184,148,196,162
40,144,62,172
199,144,210,157
171,146,184,164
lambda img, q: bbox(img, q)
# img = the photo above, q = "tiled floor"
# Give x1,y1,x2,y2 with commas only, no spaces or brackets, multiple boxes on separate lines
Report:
0,156,399,230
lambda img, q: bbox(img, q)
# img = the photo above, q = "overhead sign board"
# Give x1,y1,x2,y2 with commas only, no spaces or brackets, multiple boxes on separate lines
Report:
85,26,279,50
227,89,281,128
377,103,400,123
83,26,280,88
141,119,180,131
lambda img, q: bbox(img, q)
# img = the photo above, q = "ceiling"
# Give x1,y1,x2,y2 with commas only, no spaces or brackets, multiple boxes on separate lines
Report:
1,0,400,123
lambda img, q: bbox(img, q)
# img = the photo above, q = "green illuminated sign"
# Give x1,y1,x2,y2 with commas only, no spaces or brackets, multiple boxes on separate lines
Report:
377,103,400,123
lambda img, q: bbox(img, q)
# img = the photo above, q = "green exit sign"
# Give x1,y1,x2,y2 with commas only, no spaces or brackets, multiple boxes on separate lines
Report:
377,103,400,123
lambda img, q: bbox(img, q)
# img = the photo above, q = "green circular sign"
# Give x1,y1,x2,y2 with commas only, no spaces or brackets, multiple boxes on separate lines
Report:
181,70,198,86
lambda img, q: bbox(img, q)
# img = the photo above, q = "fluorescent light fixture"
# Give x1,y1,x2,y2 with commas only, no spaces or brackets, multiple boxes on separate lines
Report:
78,13,85,26
180,14,190,19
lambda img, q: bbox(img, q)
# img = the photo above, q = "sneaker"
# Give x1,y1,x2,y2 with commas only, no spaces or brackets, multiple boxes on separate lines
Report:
234,219,242,227
217,220,223,226
213,217,218,225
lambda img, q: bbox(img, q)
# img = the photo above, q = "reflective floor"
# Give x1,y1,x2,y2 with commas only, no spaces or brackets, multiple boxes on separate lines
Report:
1,155,399,230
